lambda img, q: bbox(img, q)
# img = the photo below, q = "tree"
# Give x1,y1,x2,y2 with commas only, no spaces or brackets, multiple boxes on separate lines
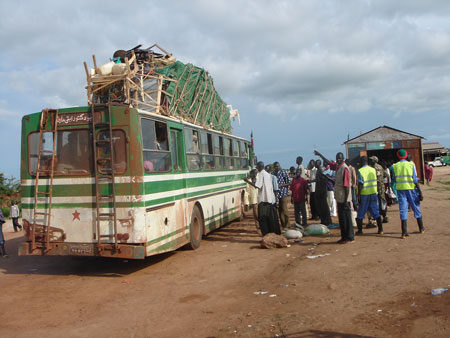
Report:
0,173,21,209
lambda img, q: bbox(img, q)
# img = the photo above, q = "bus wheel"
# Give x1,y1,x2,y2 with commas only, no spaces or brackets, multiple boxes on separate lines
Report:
188,206,203,250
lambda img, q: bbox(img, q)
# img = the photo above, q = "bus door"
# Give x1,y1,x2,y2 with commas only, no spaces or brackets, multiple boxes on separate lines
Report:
168,126,188,236
169,128,184,172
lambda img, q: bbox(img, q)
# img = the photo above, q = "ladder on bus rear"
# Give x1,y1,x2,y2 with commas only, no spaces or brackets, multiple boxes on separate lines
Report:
90,103,119,252
31,108,59,252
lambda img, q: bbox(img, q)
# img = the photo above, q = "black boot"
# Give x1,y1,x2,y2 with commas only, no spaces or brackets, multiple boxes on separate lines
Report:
356,218,363,235
376,217,383,235
401,220,409,239
417,217,425,234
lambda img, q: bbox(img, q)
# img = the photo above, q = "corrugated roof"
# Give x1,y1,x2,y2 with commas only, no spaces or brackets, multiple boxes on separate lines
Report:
344,125,424,144
422,142,447,151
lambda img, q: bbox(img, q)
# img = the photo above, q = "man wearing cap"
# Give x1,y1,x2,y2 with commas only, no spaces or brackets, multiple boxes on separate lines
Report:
356,156,383,235
392,149,425,238
369,156,389,223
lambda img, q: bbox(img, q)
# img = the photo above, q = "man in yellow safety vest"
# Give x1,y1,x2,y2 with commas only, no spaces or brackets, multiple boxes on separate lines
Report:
356,156,383,235
392,149,425,238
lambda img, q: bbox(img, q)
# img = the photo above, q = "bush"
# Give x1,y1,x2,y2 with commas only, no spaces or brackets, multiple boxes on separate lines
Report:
1,207,10,218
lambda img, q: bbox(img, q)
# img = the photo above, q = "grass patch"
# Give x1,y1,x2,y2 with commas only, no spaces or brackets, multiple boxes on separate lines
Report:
439,180,450,185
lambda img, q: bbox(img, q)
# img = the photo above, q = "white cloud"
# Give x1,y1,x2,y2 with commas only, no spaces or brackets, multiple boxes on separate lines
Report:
427,133,450,140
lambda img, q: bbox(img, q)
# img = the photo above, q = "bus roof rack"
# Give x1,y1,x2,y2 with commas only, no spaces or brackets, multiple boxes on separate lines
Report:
84,44,236,133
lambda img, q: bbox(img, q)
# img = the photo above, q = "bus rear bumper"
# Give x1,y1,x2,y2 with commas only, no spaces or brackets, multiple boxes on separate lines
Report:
18,241,146,259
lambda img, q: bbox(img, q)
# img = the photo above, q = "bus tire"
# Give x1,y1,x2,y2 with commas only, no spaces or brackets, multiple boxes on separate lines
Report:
188,205,203,250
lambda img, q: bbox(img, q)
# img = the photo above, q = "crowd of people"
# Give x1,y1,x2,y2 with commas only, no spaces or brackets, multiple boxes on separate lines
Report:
244,148,425,243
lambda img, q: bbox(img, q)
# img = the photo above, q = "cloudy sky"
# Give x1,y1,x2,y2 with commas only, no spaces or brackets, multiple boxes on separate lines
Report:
1,0,450,177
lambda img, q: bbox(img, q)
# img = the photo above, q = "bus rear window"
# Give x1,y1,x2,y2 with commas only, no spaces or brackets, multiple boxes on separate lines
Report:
28,130,93,176
97,130,127,174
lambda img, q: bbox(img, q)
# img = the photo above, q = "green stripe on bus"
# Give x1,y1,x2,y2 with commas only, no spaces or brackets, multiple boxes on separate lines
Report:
144,182,245,207
20,173,246,198
21,201,146,209
22,184,245,209
21,182,245,210
21,183,141,198
204,206,239,221
144,173,245,193
206,211,239,231
147,226,189,246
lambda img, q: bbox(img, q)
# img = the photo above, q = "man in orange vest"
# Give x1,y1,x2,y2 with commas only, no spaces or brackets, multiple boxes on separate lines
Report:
356,156,383,235
392,149,425,238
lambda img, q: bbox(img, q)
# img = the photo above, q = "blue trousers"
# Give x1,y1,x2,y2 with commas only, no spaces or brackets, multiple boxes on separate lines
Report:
357,194,380,219
397,189,422,220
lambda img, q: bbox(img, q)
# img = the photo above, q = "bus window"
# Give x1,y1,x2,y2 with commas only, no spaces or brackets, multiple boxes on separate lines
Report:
141,118,171,172
213,135,221,155
199,131,208,154
28,130,93,176
97,130,127,174
185,129,201,171
201,132,215,170
214,135,224,169
232,139,239,157
241,143,249,169
207,133,214,154
185,129,200,154
223,138,232,169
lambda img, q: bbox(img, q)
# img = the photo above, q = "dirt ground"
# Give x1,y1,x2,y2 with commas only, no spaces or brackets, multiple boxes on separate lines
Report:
1,167,449,338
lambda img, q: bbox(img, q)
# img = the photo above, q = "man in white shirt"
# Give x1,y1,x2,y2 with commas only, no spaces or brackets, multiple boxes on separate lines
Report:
308,160,319,220
10,202,22,232
244,161,280,236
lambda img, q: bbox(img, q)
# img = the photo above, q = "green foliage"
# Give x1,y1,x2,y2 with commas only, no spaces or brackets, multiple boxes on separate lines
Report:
0,172,21,209
1,207,10,218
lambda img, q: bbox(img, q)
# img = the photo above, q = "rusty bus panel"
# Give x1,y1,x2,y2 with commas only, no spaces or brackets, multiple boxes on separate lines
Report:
18,241,146,259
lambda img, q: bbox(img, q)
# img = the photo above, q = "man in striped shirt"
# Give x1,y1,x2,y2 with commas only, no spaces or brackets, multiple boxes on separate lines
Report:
272,162,291,230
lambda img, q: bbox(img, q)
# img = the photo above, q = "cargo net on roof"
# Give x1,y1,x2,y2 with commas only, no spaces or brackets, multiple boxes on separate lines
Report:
84,44,234,133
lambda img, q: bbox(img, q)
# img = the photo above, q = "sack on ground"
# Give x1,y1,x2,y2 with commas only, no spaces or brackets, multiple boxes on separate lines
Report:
304,224,330,236
261,233,289,249
285,229,303,240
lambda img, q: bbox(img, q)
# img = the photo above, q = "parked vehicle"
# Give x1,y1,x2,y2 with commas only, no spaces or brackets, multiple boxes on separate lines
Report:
19,45,253,259
428,157,447,167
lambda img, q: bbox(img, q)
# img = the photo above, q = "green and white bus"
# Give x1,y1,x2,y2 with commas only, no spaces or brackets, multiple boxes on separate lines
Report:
19,105,253,259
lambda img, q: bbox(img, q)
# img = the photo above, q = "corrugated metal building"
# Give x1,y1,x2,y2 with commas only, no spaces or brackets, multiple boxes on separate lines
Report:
422,142,448,161
344,126,424,181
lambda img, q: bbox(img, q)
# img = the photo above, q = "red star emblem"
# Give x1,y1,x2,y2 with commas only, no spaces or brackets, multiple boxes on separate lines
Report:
72,210,81,221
